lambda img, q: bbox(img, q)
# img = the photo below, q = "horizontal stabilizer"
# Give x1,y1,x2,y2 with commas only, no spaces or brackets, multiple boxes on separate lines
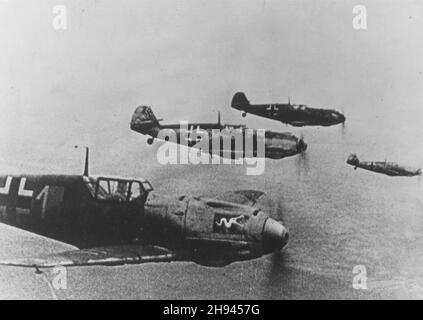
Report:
0,244,176,268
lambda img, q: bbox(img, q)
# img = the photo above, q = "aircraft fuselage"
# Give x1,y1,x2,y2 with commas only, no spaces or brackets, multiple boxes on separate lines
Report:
231,92,345,127
234,103,345,127
0,174,288,267
130,106,307,160
346,155,422,177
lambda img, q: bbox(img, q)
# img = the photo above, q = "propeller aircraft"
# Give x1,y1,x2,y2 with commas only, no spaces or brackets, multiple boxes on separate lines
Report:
347,154,422,177
130,106,307,160
0,149,289,270
231,92,345,127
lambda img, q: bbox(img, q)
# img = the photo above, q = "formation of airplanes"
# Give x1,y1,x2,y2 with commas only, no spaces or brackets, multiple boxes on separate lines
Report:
0,90,420,273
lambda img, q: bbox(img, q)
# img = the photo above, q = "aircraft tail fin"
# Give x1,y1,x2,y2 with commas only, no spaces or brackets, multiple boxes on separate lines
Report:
231,92,250,109
130,106,161,134
347,154,359,167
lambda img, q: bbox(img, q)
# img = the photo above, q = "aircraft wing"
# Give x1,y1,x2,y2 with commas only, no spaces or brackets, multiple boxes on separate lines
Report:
0,244,176,268
217,190,265,206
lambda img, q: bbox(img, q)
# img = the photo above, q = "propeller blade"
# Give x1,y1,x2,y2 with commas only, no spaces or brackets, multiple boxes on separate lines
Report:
341,120,347,137
296,133,309,176
265,249,287,298
263,200,289,297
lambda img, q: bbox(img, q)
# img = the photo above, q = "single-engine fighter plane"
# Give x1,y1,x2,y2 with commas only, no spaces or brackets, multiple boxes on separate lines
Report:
231,92,346,127
347,154,422,177
130,106,307,160
0,150,289,269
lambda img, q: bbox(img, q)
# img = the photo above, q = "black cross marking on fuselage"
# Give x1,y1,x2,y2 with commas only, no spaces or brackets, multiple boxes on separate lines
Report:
0,176,33,223
266,104,279,117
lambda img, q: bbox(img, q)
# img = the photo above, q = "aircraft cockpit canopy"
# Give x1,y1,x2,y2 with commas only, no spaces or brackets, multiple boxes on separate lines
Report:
84,176,153,203
141,179,154,193
292,104,307,110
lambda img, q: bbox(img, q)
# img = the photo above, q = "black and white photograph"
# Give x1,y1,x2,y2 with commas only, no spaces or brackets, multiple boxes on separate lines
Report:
0,0,422,301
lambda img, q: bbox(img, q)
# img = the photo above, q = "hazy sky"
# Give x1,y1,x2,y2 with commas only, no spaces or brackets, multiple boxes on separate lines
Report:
1,0,422,175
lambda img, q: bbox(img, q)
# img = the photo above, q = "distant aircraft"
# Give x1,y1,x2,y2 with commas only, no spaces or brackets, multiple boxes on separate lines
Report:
347,154,422,177
231,92,346,127
130,106,307,160
0,148,288,269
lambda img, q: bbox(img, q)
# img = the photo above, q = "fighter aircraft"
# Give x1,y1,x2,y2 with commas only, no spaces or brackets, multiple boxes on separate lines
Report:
346,154,422,177
0,149,288,269
231,92,346,127
130,106,307,160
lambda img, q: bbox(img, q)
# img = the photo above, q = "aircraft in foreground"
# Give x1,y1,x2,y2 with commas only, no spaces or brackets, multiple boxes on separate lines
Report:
130,106,307,160
231,92,345,127
346,154,422,177
0,149,288,270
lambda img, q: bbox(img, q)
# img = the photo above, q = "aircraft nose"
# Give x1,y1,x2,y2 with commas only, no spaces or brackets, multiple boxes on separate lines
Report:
297,138,307,153
263,218,289,251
